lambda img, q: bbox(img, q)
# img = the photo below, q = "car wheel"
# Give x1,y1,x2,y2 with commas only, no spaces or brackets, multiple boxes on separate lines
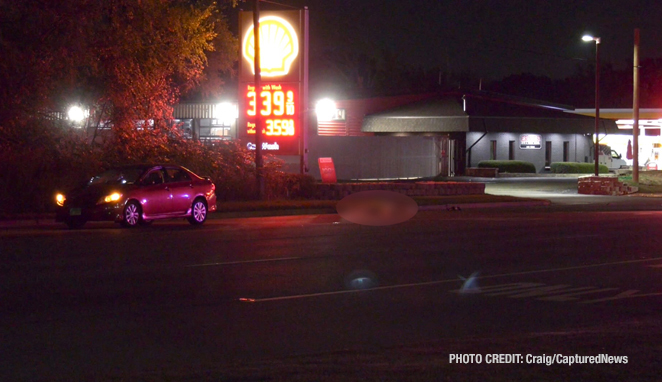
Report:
65,217,86,229
121,201,142,228
188,198,208,225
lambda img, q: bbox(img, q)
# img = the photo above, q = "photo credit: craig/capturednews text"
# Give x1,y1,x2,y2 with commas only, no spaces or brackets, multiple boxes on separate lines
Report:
449,354,628,365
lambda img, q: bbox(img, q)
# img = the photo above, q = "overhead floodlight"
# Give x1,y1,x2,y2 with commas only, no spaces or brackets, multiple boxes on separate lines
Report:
315,98,337,122
67,105,86,123
214,102,238,123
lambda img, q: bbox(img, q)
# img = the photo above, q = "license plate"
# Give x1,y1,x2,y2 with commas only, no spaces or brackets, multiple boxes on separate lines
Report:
69,208,82,216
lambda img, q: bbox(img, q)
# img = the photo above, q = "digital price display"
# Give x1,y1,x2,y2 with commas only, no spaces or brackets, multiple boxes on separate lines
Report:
238,9,308,157
245,83,297,137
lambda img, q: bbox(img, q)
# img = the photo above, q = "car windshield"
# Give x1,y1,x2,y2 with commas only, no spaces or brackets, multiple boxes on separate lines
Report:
88,167,146,186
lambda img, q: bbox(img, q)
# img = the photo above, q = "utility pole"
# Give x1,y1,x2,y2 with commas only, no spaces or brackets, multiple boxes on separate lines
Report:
594,39,601,176
253,0,265,199
633,28,640,183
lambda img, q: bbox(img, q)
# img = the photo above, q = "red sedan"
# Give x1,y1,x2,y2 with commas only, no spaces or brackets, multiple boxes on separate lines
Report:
55,164,217,228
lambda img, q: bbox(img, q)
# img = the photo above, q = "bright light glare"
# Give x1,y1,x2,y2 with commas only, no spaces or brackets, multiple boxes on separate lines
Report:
315,98,337,121
343,270,378,290
68,106,86,122
55,193,65,206
103,192,122,203
214,102,238,123
459,271,481,293
616,119,662,128
582,35,595,42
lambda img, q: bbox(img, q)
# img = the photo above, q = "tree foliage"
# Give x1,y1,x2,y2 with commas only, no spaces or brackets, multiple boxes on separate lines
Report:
487,58,662,108
0,0,291,216
0,0,236,131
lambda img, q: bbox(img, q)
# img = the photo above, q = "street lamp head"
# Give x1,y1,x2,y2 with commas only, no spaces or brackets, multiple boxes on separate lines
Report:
315,98,337,122
582,34,601,44
67,105,86,123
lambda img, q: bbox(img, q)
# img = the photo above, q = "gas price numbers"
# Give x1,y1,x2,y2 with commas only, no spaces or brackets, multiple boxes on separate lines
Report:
245,84,297,137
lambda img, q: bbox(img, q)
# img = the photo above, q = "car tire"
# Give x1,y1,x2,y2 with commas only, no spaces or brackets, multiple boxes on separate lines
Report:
65,217,86,229
121,201,142,228
188,198,208,225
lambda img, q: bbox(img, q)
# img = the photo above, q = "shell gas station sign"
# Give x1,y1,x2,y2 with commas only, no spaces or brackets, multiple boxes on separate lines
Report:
238,10,309,158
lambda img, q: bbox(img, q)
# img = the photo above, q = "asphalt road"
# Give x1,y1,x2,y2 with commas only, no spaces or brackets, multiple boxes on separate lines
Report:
3,201,662,381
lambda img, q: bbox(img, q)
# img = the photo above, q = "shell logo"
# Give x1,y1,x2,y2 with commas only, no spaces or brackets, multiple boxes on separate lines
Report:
243,16,299,77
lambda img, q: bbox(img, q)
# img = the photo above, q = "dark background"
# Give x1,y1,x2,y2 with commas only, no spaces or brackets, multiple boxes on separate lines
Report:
230,0,662,106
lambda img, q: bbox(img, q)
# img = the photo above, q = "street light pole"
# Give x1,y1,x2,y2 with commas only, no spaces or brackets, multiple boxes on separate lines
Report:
583,34,601,176
594,38,601,177
633,28,640,183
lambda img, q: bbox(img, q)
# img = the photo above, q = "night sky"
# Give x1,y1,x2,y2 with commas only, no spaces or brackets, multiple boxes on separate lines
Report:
254,0,662,81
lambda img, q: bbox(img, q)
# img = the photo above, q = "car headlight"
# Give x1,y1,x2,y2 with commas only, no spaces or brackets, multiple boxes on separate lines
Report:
97,192,123,205
55,193,66,207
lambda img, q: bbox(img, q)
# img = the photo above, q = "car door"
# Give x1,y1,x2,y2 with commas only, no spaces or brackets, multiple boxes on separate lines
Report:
136,168,171,216
163,167,194,214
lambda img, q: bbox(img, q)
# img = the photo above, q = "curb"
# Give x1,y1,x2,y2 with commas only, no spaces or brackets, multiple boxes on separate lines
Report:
418,200,552,211
0,200,552,229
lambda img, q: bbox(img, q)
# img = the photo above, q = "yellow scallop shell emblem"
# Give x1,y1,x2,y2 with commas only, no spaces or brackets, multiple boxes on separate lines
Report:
243,16,299,77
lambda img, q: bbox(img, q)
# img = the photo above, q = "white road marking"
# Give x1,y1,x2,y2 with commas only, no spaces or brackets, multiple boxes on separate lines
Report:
581,290,662,304
186,256,302,267
239,256,662,303
506,285,587,298
471,256,662,279
453,283,658,304
540,288,619,302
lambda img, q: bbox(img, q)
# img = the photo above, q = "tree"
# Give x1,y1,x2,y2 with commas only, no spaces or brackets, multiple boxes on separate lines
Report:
0,0,237,134
181,1,238,102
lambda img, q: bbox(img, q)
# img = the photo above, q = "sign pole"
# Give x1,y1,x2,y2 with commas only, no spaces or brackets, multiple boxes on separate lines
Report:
300,7,309,175
253,0,265,199
239,7,305,179
633,28,640,183
594,39,601,177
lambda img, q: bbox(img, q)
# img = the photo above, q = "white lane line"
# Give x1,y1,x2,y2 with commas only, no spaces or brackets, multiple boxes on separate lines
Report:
186,256,302,267
500,234,602,243
238,256,662,303
555,234,602,239
539,288,619,302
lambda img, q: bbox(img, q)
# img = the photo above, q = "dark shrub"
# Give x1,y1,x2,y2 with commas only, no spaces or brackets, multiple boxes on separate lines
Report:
265,171,317,200
551,162,609,174
477,160,536,173
0,119,315,214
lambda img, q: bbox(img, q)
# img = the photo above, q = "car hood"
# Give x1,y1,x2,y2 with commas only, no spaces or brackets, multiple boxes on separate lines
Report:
66,183,136,206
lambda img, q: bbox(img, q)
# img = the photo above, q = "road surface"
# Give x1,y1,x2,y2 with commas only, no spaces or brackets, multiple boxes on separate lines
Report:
2,203,662,380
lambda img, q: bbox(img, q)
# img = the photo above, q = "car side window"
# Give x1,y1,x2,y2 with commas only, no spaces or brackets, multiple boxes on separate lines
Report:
142,170,164,186
164,168,191,183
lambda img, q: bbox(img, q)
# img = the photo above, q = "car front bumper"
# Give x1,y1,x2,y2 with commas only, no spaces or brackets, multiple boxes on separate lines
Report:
55,202,124,223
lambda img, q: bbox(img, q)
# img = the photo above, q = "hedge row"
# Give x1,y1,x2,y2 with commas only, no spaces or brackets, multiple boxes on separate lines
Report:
0,120,317,214
477,160,536,173
550,162,609,174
